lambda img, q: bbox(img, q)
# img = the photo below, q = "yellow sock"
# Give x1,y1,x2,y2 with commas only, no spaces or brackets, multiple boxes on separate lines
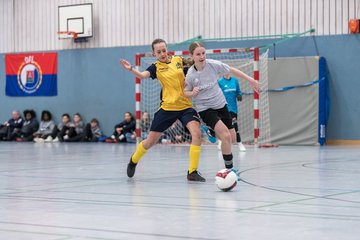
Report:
188,144,201,173
131,142,147,164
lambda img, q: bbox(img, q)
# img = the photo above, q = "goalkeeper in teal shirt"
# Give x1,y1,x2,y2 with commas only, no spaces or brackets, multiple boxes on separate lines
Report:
218,74,246,151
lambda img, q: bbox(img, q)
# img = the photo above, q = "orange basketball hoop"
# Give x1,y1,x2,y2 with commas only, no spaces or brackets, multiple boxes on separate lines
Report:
57,31,79,39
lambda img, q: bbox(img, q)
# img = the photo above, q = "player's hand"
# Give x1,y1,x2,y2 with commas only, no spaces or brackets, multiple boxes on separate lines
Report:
249,79,260,93
236,95,242,101
120,59,133,71
192,87,200,97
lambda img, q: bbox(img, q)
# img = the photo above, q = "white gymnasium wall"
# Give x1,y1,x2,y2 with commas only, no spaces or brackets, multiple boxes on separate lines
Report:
1,0,360,53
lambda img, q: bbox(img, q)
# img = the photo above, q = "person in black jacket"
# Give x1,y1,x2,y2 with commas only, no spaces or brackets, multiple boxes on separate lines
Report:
82,118,103,142
109,112,135,143
14,109,39,142
0,111,24,141
63,113,85,142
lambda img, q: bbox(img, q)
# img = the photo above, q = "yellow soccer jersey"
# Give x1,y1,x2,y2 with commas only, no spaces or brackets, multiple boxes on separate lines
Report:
146,56,192,111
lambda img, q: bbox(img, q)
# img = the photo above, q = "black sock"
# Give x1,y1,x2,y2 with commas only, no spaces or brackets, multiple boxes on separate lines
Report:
233,122,241,143
223,153,233,169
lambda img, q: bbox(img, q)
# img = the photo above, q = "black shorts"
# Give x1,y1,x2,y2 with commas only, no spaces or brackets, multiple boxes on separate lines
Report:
229,111,238,119
198,105,234,130
150,108,200,132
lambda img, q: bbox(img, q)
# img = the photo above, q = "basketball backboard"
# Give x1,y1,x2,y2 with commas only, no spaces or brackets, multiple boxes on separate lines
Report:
58,3,93,40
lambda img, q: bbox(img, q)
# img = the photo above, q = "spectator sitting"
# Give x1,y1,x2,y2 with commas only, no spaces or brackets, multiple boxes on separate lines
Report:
54,113,72,142
82,118,103,142
14,109,39,142
33,110,56,143
141,111,151,140
161,120,190,144
0,110,24,141
64,113,85,142
107,112,135,143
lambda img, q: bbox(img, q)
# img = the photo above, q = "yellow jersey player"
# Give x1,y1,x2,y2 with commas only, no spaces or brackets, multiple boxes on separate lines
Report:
120,39,205,182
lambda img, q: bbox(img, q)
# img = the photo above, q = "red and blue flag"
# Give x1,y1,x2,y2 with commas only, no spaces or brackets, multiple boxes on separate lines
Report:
5,53,57,96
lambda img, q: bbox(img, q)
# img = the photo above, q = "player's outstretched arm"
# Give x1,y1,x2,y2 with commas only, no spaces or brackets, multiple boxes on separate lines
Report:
120,59,150,79
230,67,259,93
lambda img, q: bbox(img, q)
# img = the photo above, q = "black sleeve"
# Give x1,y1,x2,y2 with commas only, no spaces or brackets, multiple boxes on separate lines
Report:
146,64,157,79
21,120,39,134
123,120,136,132
10,118,24,128
115,121,125,129
29,120,39,131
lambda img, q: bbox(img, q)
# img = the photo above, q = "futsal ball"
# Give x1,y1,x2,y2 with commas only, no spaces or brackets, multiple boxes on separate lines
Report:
215,169,237,192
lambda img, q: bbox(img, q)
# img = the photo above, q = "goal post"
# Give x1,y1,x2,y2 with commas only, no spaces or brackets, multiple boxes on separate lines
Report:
135,47,270,145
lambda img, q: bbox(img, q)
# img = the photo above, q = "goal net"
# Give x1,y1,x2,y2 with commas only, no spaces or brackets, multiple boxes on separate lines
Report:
135,47,270,145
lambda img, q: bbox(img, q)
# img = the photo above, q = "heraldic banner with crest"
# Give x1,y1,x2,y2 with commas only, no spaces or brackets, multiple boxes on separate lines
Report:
5,53,58,96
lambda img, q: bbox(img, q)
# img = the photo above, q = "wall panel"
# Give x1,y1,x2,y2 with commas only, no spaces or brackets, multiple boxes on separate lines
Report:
0,0,359,53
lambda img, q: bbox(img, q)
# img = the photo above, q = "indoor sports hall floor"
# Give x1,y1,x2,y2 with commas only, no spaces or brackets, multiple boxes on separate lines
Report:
0,142,358,240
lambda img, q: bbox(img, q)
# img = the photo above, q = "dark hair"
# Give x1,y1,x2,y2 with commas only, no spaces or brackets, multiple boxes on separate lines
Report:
151,38,167,51
41,110,52,121
189,41,205,55
62,113,70,119
124,112,135,121
90,118,99,124
23,109,36,119
74,113,82,119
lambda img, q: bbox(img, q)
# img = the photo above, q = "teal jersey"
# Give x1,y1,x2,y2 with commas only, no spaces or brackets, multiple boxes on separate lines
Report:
218,77,242,114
